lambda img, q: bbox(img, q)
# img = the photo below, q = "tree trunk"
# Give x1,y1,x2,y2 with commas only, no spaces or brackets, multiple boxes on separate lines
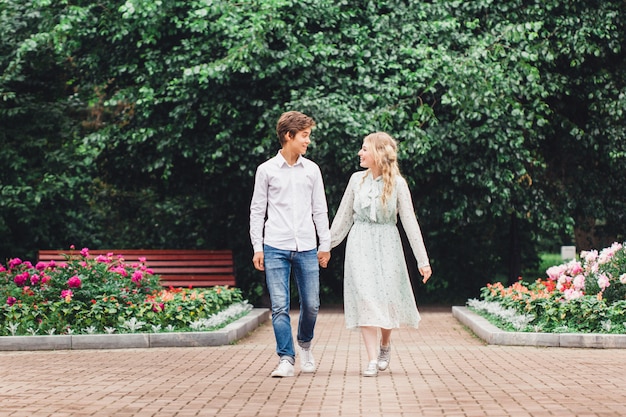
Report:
507,213,522,286
574,216,617,251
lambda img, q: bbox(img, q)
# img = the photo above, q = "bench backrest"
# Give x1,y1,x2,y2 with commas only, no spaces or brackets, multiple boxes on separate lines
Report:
37,249,236,288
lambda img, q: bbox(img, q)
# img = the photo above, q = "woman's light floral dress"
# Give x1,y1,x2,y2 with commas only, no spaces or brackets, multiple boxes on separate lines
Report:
331,171,430,330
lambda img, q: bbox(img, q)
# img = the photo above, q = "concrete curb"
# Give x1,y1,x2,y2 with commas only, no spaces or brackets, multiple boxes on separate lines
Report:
452,306,626,348
0,308,270,351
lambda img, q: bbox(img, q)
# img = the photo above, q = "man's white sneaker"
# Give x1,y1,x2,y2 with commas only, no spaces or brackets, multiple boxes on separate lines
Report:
299,346,316,373
271,359,294,377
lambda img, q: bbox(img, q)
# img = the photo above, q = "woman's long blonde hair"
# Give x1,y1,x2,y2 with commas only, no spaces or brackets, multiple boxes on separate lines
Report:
362,132,400,208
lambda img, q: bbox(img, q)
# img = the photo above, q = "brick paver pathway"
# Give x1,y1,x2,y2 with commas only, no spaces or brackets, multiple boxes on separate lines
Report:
1,307,626,416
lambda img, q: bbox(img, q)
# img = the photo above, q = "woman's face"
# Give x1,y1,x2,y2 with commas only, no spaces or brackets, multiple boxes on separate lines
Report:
358,141,376,169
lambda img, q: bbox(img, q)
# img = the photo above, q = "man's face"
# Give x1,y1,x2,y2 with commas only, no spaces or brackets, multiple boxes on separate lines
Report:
285,127,312,155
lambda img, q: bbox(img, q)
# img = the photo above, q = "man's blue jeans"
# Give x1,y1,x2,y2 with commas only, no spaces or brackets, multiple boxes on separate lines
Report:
264,244,320,361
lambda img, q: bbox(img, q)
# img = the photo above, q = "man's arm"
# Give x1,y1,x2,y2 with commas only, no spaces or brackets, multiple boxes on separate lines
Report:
250,166,268,269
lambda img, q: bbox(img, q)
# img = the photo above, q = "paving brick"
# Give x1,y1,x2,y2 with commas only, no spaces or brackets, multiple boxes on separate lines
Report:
1,307,626,416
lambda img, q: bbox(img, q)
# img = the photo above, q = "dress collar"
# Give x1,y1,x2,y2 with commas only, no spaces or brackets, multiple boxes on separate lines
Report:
361,172,381,221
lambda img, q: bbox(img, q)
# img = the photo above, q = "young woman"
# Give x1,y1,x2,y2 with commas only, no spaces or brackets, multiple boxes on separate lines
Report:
330,132,432,377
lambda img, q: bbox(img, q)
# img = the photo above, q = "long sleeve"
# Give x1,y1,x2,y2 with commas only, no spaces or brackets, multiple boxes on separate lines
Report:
312,165,331,252
249,166,269,253
330,173,357,249
396,177,430,268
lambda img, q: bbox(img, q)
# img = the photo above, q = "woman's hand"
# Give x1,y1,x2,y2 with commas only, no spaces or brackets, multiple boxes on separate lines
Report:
419,265,432,283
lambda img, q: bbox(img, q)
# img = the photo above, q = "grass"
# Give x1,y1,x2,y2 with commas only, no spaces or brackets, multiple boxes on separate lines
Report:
522,252,566,281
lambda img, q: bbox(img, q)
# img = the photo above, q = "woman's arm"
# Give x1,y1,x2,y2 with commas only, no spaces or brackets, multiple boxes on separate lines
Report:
396,177,430,268
330,173,357,249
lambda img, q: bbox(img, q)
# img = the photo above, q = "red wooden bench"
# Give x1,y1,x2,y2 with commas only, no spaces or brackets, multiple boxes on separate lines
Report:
37,249,236,288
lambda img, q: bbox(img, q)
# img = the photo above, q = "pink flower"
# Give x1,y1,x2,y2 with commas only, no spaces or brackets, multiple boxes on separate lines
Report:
30,274,40,286
95,255,110,263
67,276,82,288
620,274,626,284
40,274,51,285
110,266,128,277
566,260,583,276
598,242,623,265
131,270,143,284
597,274,611,291
35,262,46,271
572,275,585,291
546,265,566,281
61,289,73,302
0,265,5,273
8,258,22,269
581,249,598,263
14,271,29,286
6,297,17,306
80,247,89,257
563,289,584,300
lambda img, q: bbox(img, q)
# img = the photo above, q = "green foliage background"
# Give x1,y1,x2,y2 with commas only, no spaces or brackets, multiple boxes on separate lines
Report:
1,0,625,305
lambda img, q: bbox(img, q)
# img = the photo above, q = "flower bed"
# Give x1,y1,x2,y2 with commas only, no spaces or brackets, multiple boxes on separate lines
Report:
468,242,626,334
0,247,251,336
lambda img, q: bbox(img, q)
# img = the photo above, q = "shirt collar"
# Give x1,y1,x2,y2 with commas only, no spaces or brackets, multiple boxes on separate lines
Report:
276,150,304,167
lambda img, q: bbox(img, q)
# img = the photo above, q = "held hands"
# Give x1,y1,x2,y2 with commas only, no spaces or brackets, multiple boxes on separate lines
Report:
253,251,332,270
318,251,331,268
419,265,432,284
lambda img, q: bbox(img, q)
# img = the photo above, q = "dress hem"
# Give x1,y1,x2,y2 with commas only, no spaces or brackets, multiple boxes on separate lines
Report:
345,323,421,331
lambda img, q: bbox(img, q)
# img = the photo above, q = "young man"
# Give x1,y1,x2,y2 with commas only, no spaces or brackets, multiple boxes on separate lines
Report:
249,111,331,377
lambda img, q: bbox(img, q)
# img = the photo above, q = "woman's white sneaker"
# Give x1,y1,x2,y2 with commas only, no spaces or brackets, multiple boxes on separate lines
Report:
363,360,378,377
377,345,391,371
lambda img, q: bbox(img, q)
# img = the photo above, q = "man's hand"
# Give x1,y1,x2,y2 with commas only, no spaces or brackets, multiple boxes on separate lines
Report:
318,251,331,268
252,251,264,271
